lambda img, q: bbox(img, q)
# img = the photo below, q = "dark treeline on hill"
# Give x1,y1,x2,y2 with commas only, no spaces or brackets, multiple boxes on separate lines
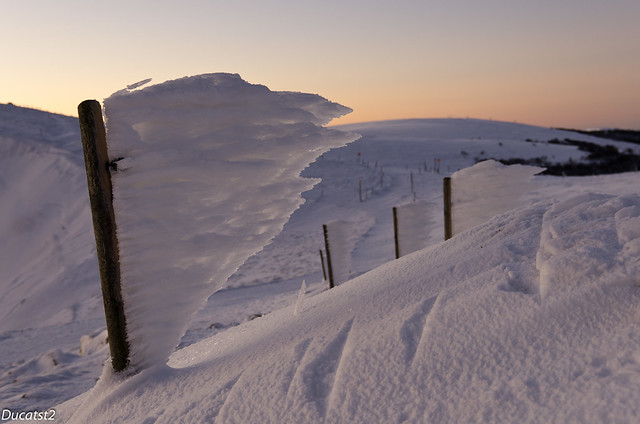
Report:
490,135,640,176
561,128,640,145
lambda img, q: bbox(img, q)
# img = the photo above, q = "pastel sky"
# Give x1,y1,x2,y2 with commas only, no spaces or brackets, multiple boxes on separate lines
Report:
2,0,639,129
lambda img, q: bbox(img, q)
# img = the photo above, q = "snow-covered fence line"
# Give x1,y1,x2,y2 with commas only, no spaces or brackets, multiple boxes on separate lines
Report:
393,201,431,258
356,156,385,203
79,73,358,373
446,160,545,238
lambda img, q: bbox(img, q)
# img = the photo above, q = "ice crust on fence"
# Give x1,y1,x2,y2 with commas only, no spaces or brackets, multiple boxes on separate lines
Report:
395,201,431,256
325,220,357,284
103,73,358,369
451,159,544,235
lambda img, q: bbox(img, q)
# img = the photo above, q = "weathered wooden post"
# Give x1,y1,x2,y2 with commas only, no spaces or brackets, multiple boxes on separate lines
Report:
393,206,400,259
319,249,327,281
78,100,130,372
410,171,414,194
443,177,453,241
322,224,335,288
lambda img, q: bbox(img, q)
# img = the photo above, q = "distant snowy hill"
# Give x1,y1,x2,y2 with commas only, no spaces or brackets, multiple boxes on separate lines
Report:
2,104,640,422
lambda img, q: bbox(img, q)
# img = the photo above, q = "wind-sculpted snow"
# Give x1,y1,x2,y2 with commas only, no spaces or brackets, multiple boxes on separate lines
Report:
103,73,358,369
537,193,640,299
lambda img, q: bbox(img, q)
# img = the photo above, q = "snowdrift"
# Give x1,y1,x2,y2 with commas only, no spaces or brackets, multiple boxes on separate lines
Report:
62,187,640,423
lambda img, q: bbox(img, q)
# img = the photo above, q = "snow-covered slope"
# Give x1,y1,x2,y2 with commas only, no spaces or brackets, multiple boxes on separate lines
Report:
0,104,101,333
2,104,640,422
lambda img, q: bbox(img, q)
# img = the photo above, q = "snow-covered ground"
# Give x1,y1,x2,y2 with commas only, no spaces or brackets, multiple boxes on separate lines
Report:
2,97,640,422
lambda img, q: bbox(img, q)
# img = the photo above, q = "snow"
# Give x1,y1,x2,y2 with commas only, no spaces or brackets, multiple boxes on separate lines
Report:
103,73,357,369
2,99,640,422
536,193,640,300
294,280,307,316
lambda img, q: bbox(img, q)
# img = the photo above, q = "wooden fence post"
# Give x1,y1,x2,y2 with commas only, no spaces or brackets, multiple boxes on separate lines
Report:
78,100,130,372
319,249,327,281
410,171,414,194
443,177,453,241
322,224,335,288
393,206,400,259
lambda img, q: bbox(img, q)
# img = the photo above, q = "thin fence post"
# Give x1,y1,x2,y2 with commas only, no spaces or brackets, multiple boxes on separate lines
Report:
319,249,327,281
410,171,414,194
322,224,335,288
393,206,400,259
359,179,363,202
78,100,130,372
443,177,453,241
